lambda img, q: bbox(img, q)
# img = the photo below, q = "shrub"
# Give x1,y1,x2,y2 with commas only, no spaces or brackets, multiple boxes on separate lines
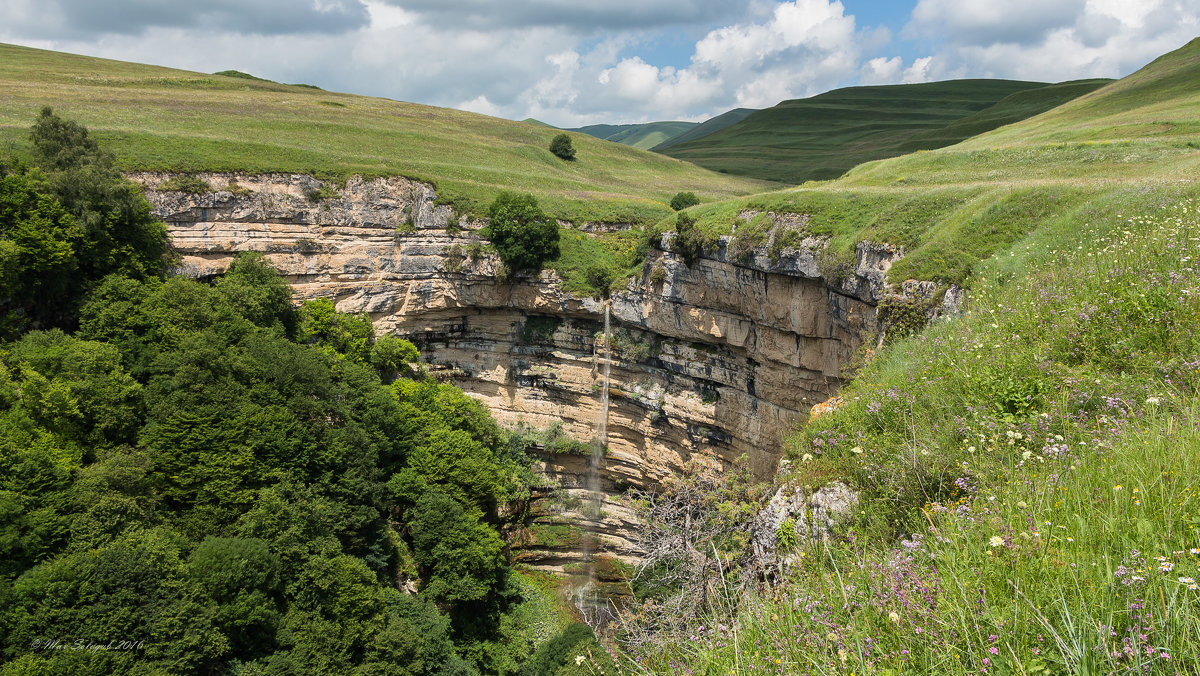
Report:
584,264,614,298
669,191,700,211
484,192,560,273
158,174,212,194
549,133,576,161
673,212,706,268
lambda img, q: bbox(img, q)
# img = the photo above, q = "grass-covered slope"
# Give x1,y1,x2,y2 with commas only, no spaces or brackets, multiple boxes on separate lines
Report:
653,39,1200,289
568,121,697,150
656,79,1052,183
0,43,769,223
651,107,757,151
629,37,1200,675
897,78,1112,151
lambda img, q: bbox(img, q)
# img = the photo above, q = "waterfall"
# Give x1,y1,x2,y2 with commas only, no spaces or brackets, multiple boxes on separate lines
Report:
574,302,613,627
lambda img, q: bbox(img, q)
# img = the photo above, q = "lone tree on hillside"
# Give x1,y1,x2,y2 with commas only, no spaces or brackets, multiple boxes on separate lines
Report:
669,191,700,211
484,192,560,273
549,133,576,161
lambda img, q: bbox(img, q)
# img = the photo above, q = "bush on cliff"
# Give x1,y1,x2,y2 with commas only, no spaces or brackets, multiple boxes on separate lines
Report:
484,191,560,273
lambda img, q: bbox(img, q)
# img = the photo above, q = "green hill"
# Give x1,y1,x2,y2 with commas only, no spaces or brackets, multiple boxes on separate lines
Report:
0,43,768,223
657,79,1076,184
896,78,1112,151
651,107,757,150
569,121,697,150
636,35,1200,674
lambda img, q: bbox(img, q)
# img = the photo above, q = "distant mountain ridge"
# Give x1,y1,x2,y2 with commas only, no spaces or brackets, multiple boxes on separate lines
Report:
567,121,697,150
650,108,757,150
655,78,1112,184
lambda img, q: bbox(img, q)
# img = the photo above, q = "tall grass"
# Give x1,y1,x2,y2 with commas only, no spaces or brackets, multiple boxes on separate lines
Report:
626,194,1200,675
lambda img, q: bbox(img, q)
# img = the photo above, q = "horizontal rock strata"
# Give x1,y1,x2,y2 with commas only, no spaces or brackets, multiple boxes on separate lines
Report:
136,172,900,571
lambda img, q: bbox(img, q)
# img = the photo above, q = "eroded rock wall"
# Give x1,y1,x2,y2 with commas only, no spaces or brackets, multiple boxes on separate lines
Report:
136,172,895,571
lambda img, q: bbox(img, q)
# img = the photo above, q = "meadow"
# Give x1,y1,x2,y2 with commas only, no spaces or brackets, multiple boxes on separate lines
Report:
0,43,768,224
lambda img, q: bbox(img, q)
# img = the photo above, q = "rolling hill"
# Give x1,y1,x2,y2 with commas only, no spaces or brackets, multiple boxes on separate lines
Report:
567,121,697,150
650,107,757,150
0,43,769,223
655,79,1108,184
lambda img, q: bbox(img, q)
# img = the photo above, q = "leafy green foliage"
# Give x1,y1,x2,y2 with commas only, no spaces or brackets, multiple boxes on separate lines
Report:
669,191,700,211
0,115,554,674
0,109,169,337
484,192,560,273
548,134,576,161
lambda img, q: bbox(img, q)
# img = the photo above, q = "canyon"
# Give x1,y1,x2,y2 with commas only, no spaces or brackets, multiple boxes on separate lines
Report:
136,171,942,573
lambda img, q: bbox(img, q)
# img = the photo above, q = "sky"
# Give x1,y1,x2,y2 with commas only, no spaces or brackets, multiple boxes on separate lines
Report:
2,0,1198,127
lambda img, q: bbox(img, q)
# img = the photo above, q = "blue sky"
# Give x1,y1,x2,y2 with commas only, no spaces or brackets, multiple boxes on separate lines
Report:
2,0,1198,126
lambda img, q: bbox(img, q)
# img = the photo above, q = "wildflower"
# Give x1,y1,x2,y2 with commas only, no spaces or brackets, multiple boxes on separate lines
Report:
802,453,813,462
1114,484,1123,491
1022,450,1033,461
888,611,900,624
1146,397,1161,405
851,446,863,455
575,655,586,666
1016,500,1027,509
1160,561,1175,573
1190,548,1200,555
989,535,1005,548
1180,577,1196,585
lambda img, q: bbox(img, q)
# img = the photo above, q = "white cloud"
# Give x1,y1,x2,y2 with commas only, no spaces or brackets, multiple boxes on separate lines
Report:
1,0,1196,128
907,0,1200,82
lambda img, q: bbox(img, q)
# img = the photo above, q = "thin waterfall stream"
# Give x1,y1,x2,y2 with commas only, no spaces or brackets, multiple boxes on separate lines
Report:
574,302,613,627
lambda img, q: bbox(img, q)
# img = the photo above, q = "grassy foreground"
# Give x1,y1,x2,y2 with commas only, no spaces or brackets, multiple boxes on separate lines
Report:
622,37,1200,676
632,189,1200,675
0,43,768,223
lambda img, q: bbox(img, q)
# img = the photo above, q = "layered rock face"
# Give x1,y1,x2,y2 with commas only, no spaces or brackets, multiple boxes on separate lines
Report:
136,172,900,571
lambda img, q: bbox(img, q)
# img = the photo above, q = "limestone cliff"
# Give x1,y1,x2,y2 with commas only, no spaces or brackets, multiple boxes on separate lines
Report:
135,172,922,572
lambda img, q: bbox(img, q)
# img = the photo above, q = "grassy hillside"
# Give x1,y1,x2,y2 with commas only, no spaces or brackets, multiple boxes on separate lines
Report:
651,107,756,150
0,43,768,223
897,78,1112,151
657,79,1064,183
568,121,697,150
629,37,1200,675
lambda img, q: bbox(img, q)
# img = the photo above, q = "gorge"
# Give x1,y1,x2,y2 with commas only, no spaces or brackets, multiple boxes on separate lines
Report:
137,171,947,573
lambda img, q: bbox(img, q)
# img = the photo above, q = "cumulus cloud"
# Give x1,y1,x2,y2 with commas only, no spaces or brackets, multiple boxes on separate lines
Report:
906,0,1200,82
576,0,866,117
2,0,1196,128
379,0,754,31
907,0,1086,46
2,0,370,39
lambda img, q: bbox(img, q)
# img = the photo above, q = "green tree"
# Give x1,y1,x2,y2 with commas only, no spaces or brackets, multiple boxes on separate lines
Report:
405,489,506,606
548,133,576,160
0,108,170,336
669,191,700,211
484,192,560,273
215,252,297,335
371,335,420,383
298,297,375,364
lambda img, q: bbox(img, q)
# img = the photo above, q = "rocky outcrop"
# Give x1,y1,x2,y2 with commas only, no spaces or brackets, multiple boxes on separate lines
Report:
135,172,918,572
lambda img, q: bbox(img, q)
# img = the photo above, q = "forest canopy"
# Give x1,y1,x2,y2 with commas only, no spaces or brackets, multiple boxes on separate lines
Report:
0,110,600,676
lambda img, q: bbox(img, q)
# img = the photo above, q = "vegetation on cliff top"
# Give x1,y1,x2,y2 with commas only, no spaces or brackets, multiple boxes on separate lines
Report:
0,43,769,224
